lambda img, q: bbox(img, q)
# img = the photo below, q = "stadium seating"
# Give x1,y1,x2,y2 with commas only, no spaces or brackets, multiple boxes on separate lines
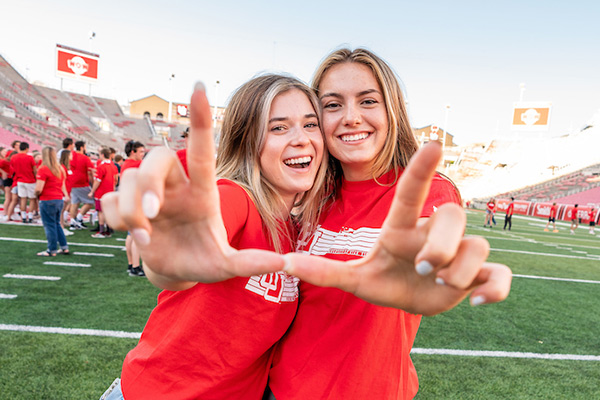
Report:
0,54,189,154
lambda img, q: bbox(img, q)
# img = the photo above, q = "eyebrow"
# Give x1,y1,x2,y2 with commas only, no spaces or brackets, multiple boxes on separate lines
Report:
268,113,318,123
320,88,381,100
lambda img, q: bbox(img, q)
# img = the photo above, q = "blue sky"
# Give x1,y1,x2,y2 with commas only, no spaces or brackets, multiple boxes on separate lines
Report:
1,0,599,144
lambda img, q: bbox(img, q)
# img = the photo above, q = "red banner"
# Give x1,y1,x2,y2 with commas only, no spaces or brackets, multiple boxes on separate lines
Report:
56,44,99,83
495,199,531,215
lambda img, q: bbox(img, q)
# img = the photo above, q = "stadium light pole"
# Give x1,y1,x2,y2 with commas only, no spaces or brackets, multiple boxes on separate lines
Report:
88,31,96,96
168,74,175,122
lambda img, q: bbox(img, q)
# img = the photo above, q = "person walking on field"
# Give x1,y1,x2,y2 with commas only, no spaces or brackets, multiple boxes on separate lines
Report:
570,204,579,234
588,207,596,235
69,140,95,230
10,142,37,223
503,197,514,230
484,198,496,228
35,147,70,256
89,148,119,238
544,202,559,232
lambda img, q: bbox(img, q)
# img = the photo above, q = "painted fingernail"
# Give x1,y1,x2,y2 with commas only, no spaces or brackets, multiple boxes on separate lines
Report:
416,260,434,276
142,191,160,219
435,277,445,286
194,81,206,93
131,228,151,246
282,254,293,274
471,295,486,306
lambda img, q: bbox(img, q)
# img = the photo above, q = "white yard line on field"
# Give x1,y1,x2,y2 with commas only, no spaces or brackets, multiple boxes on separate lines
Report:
0,294,18,299
0,237,125,250
512,274,600,285
43,261,91,268
73,252,114,257
490,248,598,260
411,348,600,361
0,324,140,339
3,274,61,281
0,323,597,361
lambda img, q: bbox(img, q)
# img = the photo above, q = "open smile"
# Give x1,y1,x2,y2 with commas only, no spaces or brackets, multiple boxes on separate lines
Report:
283,156,313,169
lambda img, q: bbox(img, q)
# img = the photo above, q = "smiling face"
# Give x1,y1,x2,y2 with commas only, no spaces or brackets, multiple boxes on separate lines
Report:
319,62,389,181
259,89,324,211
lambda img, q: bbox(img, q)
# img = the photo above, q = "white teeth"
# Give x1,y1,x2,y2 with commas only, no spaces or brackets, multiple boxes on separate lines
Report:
341,133,369,142
284,156,312,165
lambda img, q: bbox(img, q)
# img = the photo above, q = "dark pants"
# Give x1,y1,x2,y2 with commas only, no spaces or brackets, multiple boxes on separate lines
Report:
504,215,512,230
40,199,68,253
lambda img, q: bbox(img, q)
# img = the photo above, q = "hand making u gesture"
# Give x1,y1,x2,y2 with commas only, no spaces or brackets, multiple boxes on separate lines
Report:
102,84,285,289
282,141,512,316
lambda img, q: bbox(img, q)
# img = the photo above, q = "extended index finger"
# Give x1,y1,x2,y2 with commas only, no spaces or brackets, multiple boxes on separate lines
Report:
188,83,218,192
384,140,442,229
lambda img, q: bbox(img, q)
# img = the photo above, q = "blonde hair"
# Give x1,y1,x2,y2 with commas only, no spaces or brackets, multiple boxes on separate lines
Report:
42,147,64,179
312,47,419,191
216,74,329,253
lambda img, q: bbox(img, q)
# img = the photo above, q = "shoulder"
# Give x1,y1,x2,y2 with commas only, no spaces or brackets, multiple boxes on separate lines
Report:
217,179,252,205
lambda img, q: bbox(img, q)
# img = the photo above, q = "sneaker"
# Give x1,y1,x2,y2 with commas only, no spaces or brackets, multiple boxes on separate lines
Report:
0,215,8,222
127,264,133,275
91,232,106,238
91,224,100,233
544,228,549,232
136,267,146,277
77,220,88,229
70,220,83,230
103,232,112,238
129,266,143,276
553,229,559,233
62,228,74,236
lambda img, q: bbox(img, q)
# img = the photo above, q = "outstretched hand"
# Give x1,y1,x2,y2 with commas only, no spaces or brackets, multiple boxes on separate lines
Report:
282,141,512,316
102,83,285,289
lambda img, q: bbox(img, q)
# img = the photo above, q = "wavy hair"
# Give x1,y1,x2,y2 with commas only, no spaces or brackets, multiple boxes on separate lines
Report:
216,74,329,253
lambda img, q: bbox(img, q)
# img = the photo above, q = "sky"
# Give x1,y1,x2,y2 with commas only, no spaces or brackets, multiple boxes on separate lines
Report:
1,0,599,145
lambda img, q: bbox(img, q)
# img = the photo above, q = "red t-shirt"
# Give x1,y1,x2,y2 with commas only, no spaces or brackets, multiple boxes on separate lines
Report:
62,165,74,194
550,205,557,218
70,151,94,188
121,180,299,400
0,158,10,174
10,153,36,184
269,169,461,400
486,201,495,212
506,202,514,216
176,148,189,177
93,160,118,199
36,165,65,201
120,158,142,174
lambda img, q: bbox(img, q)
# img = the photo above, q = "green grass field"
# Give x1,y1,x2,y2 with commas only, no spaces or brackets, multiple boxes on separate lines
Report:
1,210,599,399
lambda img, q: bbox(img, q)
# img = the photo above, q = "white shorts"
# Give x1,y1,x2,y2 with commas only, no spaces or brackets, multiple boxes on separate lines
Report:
17,182,36,199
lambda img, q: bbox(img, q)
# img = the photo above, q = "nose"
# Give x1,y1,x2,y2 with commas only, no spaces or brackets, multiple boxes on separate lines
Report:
290,125,312,147
342,103,361,126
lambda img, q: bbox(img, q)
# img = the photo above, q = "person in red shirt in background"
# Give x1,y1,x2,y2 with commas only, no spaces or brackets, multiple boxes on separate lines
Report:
484,198,496,228
89,148,118,238
10,142,37,223
176,127,189,176
121,140,146,276
69,140,95,230
588,207,596,235
544,202,558,232
34,147,70,256
0,147,13,221
503,197,515,230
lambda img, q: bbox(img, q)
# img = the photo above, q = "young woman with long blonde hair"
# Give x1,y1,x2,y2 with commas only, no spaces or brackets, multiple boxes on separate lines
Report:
34,147,70,256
